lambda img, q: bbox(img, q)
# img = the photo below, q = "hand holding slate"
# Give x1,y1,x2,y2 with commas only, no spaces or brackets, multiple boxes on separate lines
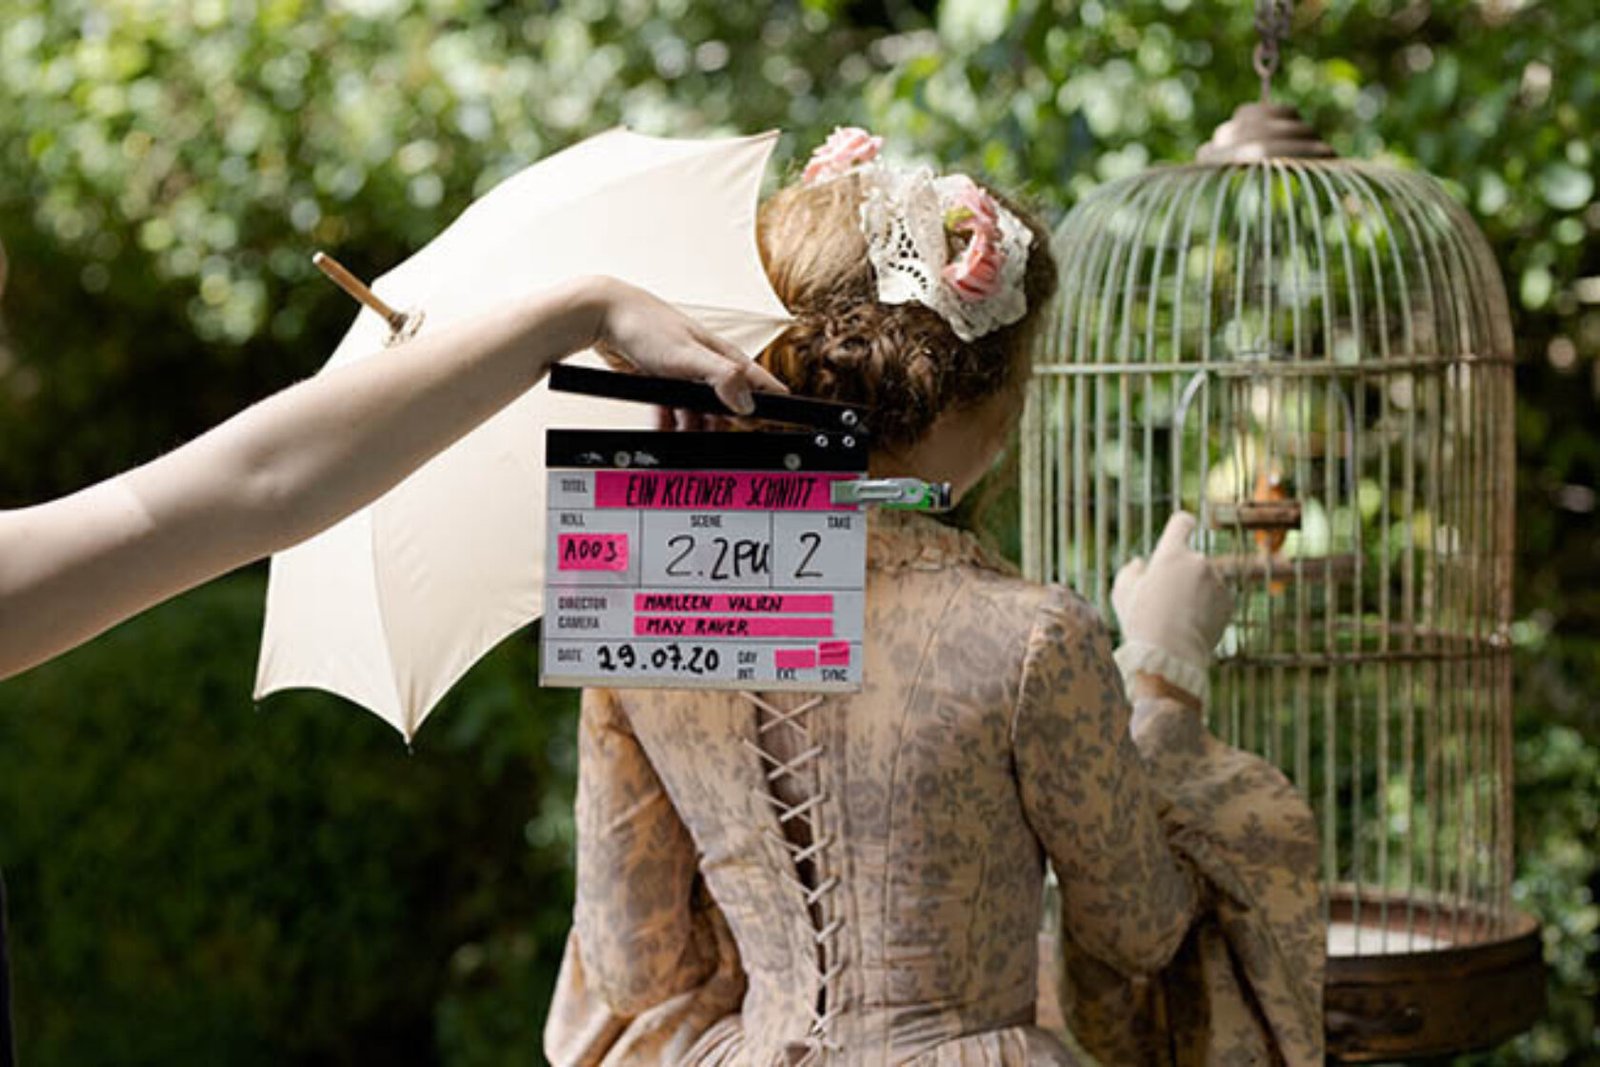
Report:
548,362,867,435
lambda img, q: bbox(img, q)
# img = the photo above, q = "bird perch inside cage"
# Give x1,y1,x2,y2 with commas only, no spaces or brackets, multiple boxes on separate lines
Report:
1021,22,1542,1061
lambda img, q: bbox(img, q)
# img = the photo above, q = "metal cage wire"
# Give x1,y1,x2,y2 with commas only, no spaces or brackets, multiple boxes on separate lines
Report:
1021,157,1517,960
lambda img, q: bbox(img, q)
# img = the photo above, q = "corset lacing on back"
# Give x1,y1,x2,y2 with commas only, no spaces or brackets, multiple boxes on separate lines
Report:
739,691,841,1064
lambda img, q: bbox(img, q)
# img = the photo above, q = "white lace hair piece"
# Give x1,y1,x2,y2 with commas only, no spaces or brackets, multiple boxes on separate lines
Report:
855,164,1033,342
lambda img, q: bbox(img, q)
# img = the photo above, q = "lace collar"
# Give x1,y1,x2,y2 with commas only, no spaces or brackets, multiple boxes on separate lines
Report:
865,510,1014,574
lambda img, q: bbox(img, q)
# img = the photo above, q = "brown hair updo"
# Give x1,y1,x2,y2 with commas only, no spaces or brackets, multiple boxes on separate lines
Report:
755,171,1058,453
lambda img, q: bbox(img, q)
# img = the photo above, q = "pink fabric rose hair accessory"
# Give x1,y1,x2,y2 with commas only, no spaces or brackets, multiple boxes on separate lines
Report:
939,175,1006,302
802,126,883,185
941,174,1001,236
943,230,1005,303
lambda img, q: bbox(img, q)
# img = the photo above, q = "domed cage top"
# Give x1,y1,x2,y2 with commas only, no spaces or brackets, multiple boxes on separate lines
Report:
1021,105,1540,1060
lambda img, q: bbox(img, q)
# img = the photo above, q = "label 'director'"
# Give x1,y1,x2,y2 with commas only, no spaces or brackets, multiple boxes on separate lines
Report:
541,469,866,691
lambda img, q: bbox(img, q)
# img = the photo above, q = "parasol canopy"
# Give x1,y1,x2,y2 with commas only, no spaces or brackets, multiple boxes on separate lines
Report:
255,129,793,740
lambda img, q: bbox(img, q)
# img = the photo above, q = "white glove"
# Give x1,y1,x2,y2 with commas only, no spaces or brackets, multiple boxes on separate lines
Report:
1111,512,1234,703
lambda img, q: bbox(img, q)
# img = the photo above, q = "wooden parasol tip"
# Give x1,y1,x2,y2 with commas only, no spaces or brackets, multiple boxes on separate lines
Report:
311,251,409,333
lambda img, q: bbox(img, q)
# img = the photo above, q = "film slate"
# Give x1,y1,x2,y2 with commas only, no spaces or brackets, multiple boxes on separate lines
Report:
539,365,871,692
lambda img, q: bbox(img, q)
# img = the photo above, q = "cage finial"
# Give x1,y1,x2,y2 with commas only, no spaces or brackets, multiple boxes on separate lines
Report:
1198,1,1333,165
1253,0,1294,102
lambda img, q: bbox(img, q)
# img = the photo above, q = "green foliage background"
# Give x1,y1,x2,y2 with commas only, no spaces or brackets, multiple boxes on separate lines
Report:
0,0,1594,1063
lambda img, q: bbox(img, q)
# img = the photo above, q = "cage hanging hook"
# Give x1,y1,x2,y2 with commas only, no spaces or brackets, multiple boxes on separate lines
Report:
1253,0,1294,102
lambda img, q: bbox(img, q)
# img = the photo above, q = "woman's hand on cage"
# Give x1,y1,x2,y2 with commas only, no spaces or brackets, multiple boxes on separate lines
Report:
1111,512,1233,706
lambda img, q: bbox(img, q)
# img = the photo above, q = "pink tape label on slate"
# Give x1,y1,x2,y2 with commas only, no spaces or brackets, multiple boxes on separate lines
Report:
594,471,856,511
635,616,834,638
558,533,629,571
817,641,851,666
774,649,818,670
633,593,834,614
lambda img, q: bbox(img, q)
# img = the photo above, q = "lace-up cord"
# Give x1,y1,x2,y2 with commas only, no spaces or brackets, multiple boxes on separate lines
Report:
739,691,844,1060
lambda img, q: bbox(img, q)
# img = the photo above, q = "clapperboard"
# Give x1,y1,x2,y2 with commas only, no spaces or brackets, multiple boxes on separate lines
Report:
539,365,947,692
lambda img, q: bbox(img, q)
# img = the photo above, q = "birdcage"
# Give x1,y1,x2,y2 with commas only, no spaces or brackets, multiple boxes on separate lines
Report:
1020,52,1543,1066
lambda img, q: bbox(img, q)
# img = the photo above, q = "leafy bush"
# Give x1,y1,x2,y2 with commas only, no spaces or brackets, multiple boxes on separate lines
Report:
0,575,578,1065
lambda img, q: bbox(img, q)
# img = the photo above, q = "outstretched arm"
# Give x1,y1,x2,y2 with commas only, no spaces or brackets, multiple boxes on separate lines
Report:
0,276,783,680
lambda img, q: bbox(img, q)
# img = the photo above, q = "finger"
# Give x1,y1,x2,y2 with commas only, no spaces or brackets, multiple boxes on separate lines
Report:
1112,555,1146,599
654,406,675,432
708,365,756,416
1111,557,1145,624
1200,559,1235,614
692,327,752,368
739,360,789,395
1112,556,1147,593
693,328,789,395
1152,511,1200,561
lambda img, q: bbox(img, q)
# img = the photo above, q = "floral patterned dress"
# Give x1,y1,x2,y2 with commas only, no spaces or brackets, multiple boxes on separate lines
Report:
545,512,1323,1066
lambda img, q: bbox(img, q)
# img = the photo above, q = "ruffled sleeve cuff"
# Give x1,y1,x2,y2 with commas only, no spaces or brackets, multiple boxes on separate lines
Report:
1113,640,1210,704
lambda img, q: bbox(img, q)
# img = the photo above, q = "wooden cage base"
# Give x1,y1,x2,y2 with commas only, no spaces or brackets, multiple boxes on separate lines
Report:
1036,888,1542,1061
1325,890,1544,1062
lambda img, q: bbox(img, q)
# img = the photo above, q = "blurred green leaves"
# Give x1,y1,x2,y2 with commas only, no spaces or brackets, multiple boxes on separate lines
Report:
0,577,581,1064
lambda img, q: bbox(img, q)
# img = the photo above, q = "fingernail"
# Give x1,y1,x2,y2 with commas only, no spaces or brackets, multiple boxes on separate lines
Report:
731,390,755,415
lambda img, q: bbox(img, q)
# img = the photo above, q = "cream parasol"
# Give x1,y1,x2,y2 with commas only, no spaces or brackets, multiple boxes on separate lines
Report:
254,129,793,740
